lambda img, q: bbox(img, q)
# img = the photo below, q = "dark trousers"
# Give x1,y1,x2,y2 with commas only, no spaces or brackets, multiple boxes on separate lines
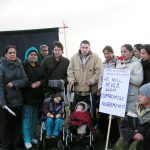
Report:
0,106,23,148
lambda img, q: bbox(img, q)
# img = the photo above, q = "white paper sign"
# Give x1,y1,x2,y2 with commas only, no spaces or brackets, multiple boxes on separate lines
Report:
99,68,130,117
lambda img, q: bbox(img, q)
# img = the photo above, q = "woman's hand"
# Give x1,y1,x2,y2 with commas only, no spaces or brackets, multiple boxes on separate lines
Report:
6,82,13,88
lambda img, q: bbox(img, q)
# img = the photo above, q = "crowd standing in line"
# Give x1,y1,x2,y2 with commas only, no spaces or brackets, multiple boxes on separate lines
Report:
0,41,150,150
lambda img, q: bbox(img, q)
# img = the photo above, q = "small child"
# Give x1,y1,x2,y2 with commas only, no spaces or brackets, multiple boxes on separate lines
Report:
69,101,95,136
113,83,150,150
42,93,64,139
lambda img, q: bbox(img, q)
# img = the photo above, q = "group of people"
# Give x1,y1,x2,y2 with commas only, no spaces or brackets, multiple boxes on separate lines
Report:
101,44,150,150
0,40,150,150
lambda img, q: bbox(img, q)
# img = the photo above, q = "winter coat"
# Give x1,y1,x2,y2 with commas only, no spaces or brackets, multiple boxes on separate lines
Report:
41,55,69,89
70,111,95,134
42,98,64,120
116,56,143,112
0,57,28,107
22,61,45,105
67,50,103,94
120,103,150,150
141,60,150,85
69,101,95,134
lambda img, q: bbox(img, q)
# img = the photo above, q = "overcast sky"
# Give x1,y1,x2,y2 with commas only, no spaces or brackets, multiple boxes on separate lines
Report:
0,0,150,60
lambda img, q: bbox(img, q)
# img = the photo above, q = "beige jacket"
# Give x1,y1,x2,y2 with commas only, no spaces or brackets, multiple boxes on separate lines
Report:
67,51,103,94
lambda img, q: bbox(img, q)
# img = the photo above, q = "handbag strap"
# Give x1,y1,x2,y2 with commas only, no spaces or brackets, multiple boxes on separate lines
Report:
47,61,60,78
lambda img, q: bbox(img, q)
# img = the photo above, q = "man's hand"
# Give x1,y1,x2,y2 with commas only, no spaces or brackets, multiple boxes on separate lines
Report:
70,80,76,87
60,79,65,85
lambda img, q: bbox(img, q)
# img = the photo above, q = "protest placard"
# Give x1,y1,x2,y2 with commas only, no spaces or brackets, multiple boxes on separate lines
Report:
99,68,130,117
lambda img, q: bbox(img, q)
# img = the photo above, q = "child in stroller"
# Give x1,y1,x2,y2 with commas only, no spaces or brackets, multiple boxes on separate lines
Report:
69,101,96,137
42,93,64,139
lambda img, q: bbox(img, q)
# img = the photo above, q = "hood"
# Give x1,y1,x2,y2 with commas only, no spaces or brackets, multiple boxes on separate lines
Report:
75,101,89,112
24,47,38,61
0,57,22,68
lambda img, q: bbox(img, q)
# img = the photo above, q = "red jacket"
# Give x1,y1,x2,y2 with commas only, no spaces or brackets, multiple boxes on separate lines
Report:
69,111,95,134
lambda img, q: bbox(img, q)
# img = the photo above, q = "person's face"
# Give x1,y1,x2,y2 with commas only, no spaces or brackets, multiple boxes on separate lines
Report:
140,49,150,61
80,43,90,56
138,93,150,107
133,47,141,58
28,52,37,63
103,50,114,61
40,47,48,56
76,105,83,112
54,96,62,104
53,46,63,59
5,48,16,61
121,46,133,60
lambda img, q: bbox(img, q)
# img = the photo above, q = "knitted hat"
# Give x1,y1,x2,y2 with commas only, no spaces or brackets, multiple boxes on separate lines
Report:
24,47,38,61
139,83,150,99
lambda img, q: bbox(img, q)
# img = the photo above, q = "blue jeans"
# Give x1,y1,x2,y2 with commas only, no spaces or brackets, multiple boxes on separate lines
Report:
45,118,64,136
22,105,38,143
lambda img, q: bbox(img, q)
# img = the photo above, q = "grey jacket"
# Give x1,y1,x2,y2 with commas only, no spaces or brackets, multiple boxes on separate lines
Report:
0,57,28,107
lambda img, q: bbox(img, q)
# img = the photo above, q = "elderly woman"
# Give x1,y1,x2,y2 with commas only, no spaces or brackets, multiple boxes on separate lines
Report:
116,44,143,112
0,45,28,150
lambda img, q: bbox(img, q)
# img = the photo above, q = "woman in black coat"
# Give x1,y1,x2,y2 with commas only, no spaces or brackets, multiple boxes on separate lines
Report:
0,45,28,150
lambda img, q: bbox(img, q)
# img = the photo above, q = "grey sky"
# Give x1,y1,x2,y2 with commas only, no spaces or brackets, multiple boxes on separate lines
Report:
0,0,150,59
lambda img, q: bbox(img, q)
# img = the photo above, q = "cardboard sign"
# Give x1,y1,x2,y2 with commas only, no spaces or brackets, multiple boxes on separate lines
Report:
99,68,130,117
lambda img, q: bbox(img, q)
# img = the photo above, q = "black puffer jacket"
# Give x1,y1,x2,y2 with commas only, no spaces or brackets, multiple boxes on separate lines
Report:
22,61,45,105
0,57,28,107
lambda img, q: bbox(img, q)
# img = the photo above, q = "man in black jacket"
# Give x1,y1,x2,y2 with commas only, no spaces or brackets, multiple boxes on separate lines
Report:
41,41,69,98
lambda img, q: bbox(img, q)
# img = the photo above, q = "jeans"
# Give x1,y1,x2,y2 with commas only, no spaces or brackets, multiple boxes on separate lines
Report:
22,105,38,143
45,118,64,136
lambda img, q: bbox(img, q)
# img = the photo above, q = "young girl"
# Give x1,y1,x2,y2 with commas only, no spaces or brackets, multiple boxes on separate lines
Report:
42,93,64,139
69,101,95,135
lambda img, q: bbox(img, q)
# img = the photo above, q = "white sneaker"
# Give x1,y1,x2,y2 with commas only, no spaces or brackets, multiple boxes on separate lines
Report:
25,142,32,149
31,139,38,144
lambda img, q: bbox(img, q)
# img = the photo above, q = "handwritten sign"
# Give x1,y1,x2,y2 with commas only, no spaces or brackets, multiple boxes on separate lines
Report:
99,68,130,117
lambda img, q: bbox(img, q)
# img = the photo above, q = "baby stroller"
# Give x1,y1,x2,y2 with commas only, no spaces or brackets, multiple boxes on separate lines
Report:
37,80,66,150
65,98,94,150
